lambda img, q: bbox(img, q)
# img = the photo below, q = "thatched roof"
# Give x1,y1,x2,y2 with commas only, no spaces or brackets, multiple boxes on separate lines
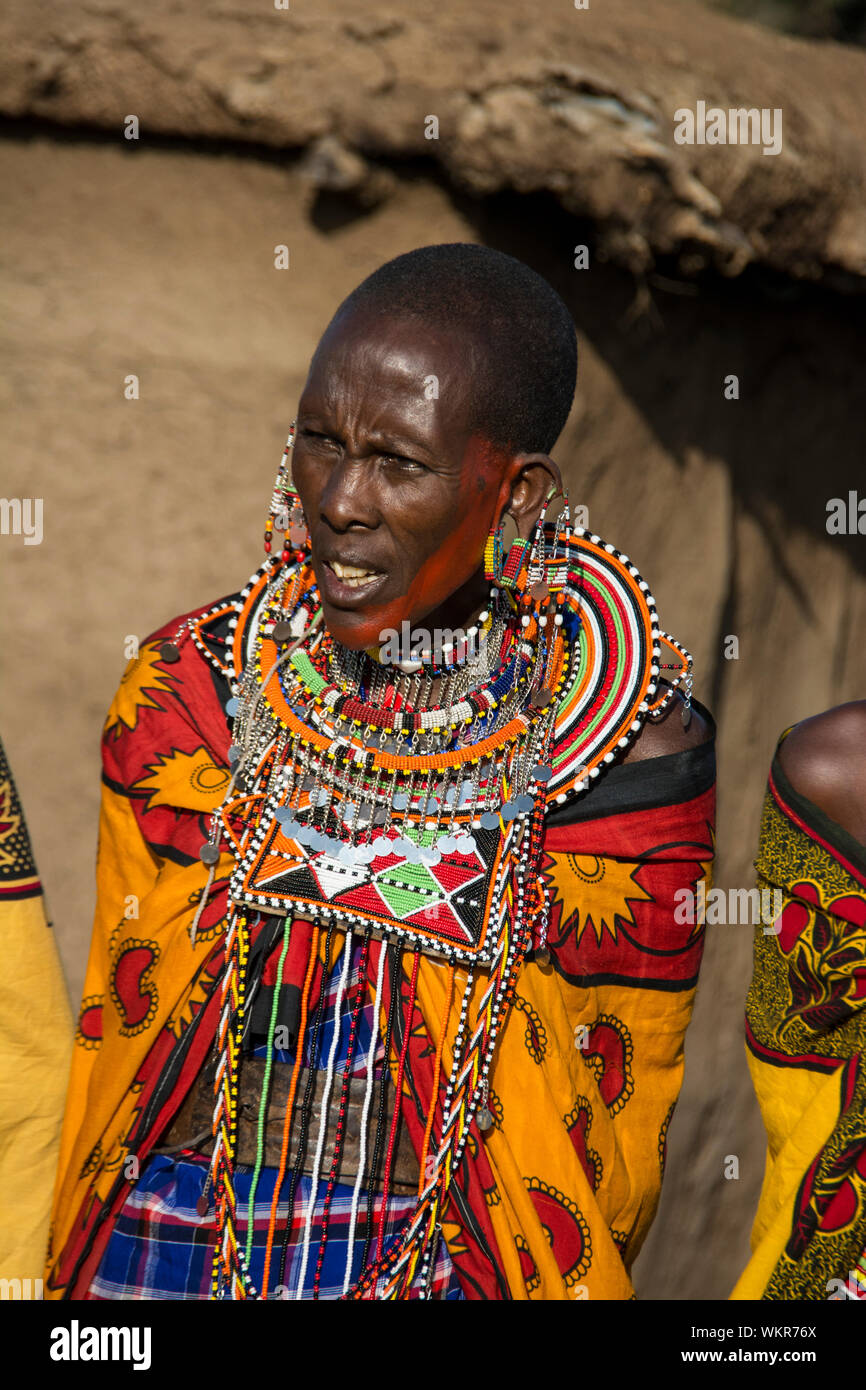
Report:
2,0,865,286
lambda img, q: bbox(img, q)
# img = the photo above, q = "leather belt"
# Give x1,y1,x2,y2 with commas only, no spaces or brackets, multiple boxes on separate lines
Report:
157,1056,420,1195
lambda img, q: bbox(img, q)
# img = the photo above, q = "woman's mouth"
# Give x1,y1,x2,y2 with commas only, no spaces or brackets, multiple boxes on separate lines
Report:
320,559,388,606
330,561,384,589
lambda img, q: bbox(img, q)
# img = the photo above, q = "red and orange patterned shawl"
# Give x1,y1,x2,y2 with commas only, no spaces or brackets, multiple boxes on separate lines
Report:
46,580,715,1300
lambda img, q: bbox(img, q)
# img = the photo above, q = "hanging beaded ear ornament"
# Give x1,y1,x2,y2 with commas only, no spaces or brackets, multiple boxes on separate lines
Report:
155,427,310,672
264,422,310,561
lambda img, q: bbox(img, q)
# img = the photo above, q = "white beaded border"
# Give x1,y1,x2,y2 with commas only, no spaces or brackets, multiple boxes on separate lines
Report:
546,528,663,805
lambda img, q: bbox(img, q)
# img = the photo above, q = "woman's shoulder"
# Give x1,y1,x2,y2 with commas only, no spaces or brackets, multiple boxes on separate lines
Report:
776,701,866,848
619,687,714,765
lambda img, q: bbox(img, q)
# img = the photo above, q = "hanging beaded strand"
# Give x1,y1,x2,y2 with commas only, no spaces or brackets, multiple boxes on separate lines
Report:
263,423,310,563
203,452,603,1299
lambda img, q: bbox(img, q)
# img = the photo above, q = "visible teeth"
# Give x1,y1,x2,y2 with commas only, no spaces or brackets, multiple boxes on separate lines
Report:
331,561,382,586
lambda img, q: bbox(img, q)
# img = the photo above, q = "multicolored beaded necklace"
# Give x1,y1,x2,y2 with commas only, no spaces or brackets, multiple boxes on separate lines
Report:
167,494,690,1299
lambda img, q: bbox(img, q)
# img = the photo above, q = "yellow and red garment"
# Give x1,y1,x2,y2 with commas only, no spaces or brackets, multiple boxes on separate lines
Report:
46,588,715,1300
0,737,73,1285
732,741,866,1300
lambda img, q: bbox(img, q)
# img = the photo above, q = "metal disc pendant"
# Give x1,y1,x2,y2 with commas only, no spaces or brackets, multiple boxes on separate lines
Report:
530,687,552,709
532,764,553,783
535,945,551,967
477,1106,494,1133
196,1194,210,1217
681,701,692,729
225,696,239,717
272,620,293,644
199,843,220,866
159,641,181,664
530,580,550,602
480,810,500,830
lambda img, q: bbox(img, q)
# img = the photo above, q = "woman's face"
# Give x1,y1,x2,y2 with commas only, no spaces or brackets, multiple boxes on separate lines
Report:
291,308,515,651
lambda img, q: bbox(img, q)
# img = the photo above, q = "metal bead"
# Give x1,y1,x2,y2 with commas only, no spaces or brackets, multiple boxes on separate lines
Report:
159,641,181,663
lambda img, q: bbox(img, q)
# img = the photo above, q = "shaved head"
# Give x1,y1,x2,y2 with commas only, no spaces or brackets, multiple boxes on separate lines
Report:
324,243,577,456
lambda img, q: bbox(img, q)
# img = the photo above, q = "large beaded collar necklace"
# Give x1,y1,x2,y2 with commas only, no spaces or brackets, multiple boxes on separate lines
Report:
178,508,690,968
219,557,564,966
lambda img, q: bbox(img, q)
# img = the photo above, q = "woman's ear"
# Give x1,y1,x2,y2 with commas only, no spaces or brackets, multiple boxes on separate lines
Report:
507,454,564,540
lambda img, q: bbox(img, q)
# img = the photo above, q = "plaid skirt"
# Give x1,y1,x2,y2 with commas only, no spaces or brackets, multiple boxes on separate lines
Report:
88,1153,464,1300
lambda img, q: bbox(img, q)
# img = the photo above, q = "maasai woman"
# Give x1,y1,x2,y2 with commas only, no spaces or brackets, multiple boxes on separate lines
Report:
47,244,715,1300
732,701,866,1301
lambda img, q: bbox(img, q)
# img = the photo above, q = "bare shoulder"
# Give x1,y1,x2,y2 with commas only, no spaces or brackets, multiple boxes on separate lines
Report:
777,701,866,846
621,687,713,764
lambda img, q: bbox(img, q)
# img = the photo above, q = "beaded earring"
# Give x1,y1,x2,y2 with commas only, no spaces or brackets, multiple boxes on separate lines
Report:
264,422,310,561
526,485,573,599
483,515,531,591
482,518,504,584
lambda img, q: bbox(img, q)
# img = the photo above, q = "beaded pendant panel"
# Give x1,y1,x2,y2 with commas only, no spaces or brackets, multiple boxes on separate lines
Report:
218,527,671,966
235,802,517,964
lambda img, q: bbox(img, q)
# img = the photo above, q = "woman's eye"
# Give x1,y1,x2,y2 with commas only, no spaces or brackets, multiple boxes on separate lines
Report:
302,429,338,447
383,453,424,470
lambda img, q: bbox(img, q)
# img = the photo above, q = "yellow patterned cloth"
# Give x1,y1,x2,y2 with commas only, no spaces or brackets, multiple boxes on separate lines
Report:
0,737,73,1287
732,742,866,1300
47,601,716,1299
